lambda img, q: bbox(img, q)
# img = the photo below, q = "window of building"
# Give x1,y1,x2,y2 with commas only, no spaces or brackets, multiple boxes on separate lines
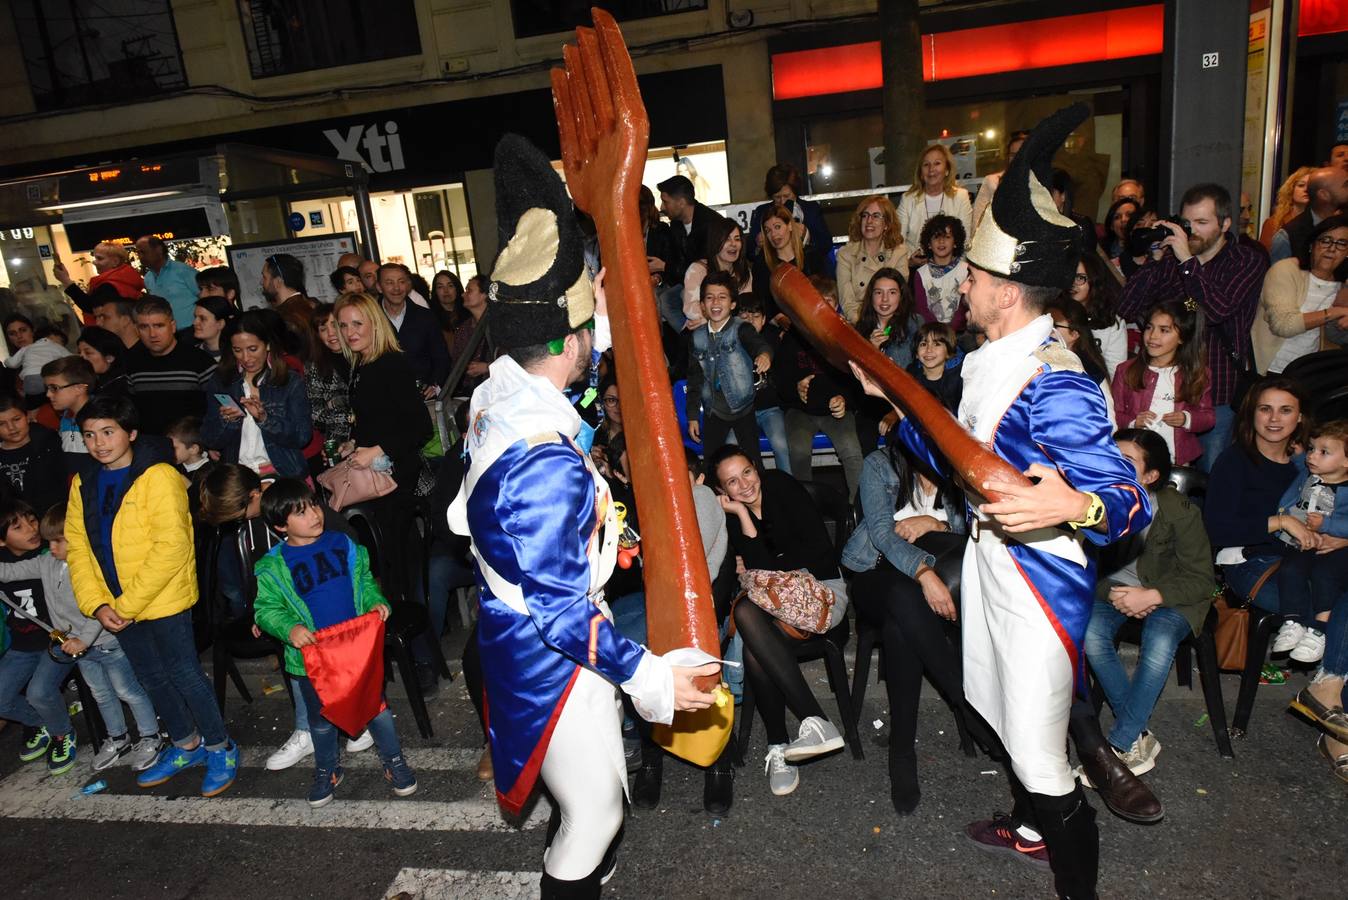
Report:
510,0,709,40
237,0,421,79
10,0,187,112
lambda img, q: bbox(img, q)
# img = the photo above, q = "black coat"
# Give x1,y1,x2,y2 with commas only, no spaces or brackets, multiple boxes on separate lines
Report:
386,300,451,390
348,352,432,491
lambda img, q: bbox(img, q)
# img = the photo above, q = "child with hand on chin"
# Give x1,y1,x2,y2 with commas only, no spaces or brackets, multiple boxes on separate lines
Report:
252,478,417,808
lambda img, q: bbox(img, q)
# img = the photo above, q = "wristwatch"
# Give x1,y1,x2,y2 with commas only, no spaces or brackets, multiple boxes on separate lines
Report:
1068,492,1105,530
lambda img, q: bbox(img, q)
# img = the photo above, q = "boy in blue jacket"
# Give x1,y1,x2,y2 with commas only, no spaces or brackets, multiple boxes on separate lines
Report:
252,478,417,808
1272,420,1348,666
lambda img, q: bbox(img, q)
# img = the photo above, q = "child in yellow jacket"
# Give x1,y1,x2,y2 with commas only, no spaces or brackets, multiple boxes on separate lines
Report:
66,395,239,797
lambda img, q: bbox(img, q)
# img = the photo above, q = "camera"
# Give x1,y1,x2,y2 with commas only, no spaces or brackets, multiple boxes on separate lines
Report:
1127,215,1191,257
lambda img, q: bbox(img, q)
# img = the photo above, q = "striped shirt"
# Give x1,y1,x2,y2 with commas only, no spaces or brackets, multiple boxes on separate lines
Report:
1118,234,1268,406
125,341,215,435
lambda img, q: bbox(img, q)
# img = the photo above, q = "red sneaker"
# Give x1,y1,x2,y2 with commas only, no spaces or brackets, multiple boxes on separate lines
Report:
965,814,1051,870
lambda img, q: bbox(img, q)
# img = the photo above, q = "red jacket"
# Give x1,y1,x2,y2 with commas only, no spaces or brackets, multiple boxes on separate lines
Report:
89,264,145,298
1110,358,1215,466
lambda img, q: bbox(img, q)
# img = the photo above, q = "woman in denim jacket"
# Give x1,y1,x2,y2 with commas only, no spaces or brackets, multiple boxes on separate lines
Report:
844,443,972,816
202,311,313,480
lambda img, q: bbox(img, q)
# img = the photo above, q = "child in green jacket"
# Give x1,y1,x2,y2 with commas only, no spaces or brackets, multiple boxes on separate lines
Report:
252,478,417,808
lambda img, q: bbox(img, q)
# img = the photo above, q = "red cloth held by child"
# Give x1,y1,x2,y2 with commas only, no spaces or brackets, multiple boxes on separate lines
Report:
300,611,387,735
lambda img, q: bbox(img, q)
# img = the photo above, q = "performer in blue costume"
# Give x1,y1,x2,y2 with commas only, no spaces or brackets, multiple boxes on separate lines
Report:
856,105,1151,899
449,135,718,899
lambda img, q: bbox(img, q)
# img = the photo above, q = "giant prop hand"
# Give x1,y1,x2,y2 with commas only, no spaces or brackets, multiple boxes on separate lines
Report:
552,9,731,766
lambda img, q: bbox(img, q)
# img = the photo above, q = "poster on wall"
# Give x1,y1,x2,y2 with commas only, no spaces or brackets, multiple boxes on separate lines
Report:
226,233,358,309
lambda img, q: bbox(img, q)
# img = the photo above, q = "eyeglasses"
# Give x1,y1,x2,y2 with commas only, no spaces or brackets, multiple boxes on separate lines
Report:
858,211,885,221
1315,236,1348,251
603,396,620,407
44,383,86,394
1072,273,1088,284
1053,322,1072,331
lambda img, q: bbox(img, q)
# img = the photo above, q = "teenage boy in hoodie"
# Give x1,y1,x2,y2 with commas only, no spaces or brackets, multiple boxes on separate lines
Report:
65,394,239,796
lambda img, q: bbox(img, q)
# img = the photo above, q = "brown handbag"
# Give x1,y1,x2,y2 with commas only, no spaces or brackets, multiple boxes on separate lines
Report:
1214,560,1281,671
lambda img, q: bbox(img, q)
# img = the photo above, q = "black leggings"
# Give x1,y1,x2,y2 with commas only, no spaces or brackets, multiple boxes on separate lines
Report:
462,620,487,744
701,411,761,468
733,600,836,745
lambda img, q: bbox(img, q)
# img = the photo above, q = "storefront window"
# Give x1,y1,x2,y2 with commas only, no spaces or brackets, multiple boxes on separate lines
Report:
802,87,1126,232
10,0,188,112
289,182,477,286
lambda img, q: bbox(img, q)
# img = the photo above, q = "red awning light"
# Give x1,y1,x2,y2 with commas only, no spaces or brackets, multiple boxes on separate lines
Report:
771,5,1165,101
1299,0,1348,36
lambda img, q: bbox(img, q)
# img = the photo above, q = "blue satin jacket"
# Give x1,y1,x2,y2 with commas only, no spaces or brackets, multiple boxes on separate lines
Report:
896,367,1151,679
467,437,645,815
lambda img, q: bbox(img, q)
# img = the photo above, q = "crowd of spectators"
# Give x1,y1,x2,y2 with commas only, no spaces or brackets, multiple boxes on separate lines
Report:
3,137,1348,827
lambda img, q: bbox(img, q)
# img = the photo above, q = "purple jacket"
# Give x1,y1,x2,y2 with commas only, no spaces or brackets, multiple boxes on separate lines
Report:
1110,358,1215,466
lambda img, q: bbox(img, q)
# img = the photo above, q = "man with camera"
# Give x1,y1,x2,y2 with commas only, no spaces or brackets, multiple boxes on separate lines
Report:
1118,183,1268,470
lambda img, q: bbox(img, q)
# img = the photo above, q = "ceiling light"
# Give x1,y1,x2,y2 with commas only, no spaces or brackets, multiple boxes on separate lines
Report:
35,190,184,212
820,164,834,178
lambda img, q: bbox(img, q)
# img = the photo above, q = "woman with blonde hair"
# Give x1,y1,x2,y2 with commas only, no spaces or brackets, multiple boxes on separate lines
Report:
835,195,908,322
333,291,433,601
897,144,973,265
1258,166,1314,250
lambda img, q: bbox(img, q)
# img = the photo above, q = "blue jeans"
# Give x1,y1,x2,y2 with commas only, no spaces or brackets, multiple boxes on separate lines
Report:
1275,547,1348,625
1084,600,1193,750
1198,405,1235,474
114,610,228,750
78,642,159,740
1220,553,1283,612
756,407,791,475
609,592,647,646
657,283,688,332
297,676,402,772
1323,586,1348,678
0,648,74,736
412,549,474,668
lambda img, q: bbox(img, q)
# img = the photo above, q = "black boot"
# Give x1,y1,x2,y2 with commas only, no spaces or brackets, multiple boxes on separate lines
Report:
888,748,920,816
632,739,663,809
703,743,734,816
1030,786,1100,900
540,870,601,900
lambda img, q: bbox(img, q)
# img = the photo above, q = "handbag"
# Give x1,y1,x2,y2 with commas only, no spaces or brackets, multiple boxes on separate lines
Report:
1213,559,1281,671
317,457,397,511
738,568,836,637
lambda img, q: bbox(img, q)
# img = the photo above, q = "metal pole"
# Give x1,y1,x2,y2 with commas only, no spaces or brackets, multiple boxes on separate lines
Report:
354,185,379,262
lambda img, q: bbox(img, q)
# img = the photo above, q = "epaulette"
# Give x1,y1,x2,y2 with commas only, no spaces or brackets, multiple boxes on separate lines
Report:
525,432,563,448
1034,342,1085,374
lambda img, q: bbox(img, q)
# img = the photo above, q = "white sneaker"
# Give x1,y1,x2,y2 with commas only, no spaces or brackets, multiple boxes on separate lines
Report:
126,736,163,772
1271,620,1307,655
92,736,131,771
1290,628,1326,665
1117,739,1156,777
782,715,844,762
1136,731,1162,766
346,729,374,753
764,744,799,796
265,729,314,771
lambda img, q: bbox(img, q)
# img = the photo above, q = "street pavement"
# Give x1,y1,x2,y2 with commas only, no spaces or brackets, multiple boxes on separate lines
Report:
1,626,1345,900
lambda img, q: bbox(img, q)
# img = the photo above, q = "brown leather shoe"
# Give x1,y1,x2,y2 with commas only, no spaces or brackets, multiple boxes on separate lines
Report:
476,746,493,782
1077,742,1164,824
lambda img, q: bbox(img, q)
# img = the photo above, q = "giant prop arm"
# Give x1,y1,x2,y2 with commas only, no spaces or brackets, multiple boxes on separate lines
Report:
552,10,730,765
770,265,1030,499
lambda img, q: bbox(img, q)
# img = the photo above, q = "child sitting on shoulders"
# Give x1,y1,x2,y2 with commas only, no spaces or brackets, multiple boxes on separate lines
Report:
0,498,79,774
1271,420,1348,667
1110,299,1214,467
906,321,963,416
0,503,162,772
253,478,417,807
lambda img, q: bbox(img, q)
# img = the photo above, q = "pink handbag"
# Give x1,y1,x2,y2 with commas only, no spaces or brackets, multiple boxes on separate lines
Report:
738,569,837,636
317,458,397,511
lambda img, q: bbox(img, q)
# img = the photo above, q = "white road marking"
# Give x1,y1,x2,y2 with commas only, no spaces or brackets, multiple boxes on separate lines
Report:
381,867,540,899
0,763,549,833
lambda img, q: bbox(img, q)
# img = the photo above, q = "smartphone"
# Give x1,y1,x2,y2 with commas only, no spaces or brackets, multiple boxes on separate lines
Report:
214,393,244,413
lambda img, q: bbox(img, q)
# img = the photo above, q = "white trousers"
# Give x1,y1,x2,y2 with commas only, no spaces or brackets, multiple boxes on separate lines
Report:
961,534,1076,796
539,666,629,880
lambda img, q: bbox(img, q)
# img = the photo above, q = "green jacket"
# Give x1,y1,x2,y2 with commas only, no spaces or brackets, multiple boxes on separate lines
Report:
1095,485,1215,635
253,533,387,677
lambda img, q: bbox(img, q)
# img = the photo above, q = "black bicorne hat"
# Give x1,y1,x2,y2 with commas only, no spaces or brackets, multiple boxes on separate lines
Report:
487,134,595,350
966,103,1088,290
